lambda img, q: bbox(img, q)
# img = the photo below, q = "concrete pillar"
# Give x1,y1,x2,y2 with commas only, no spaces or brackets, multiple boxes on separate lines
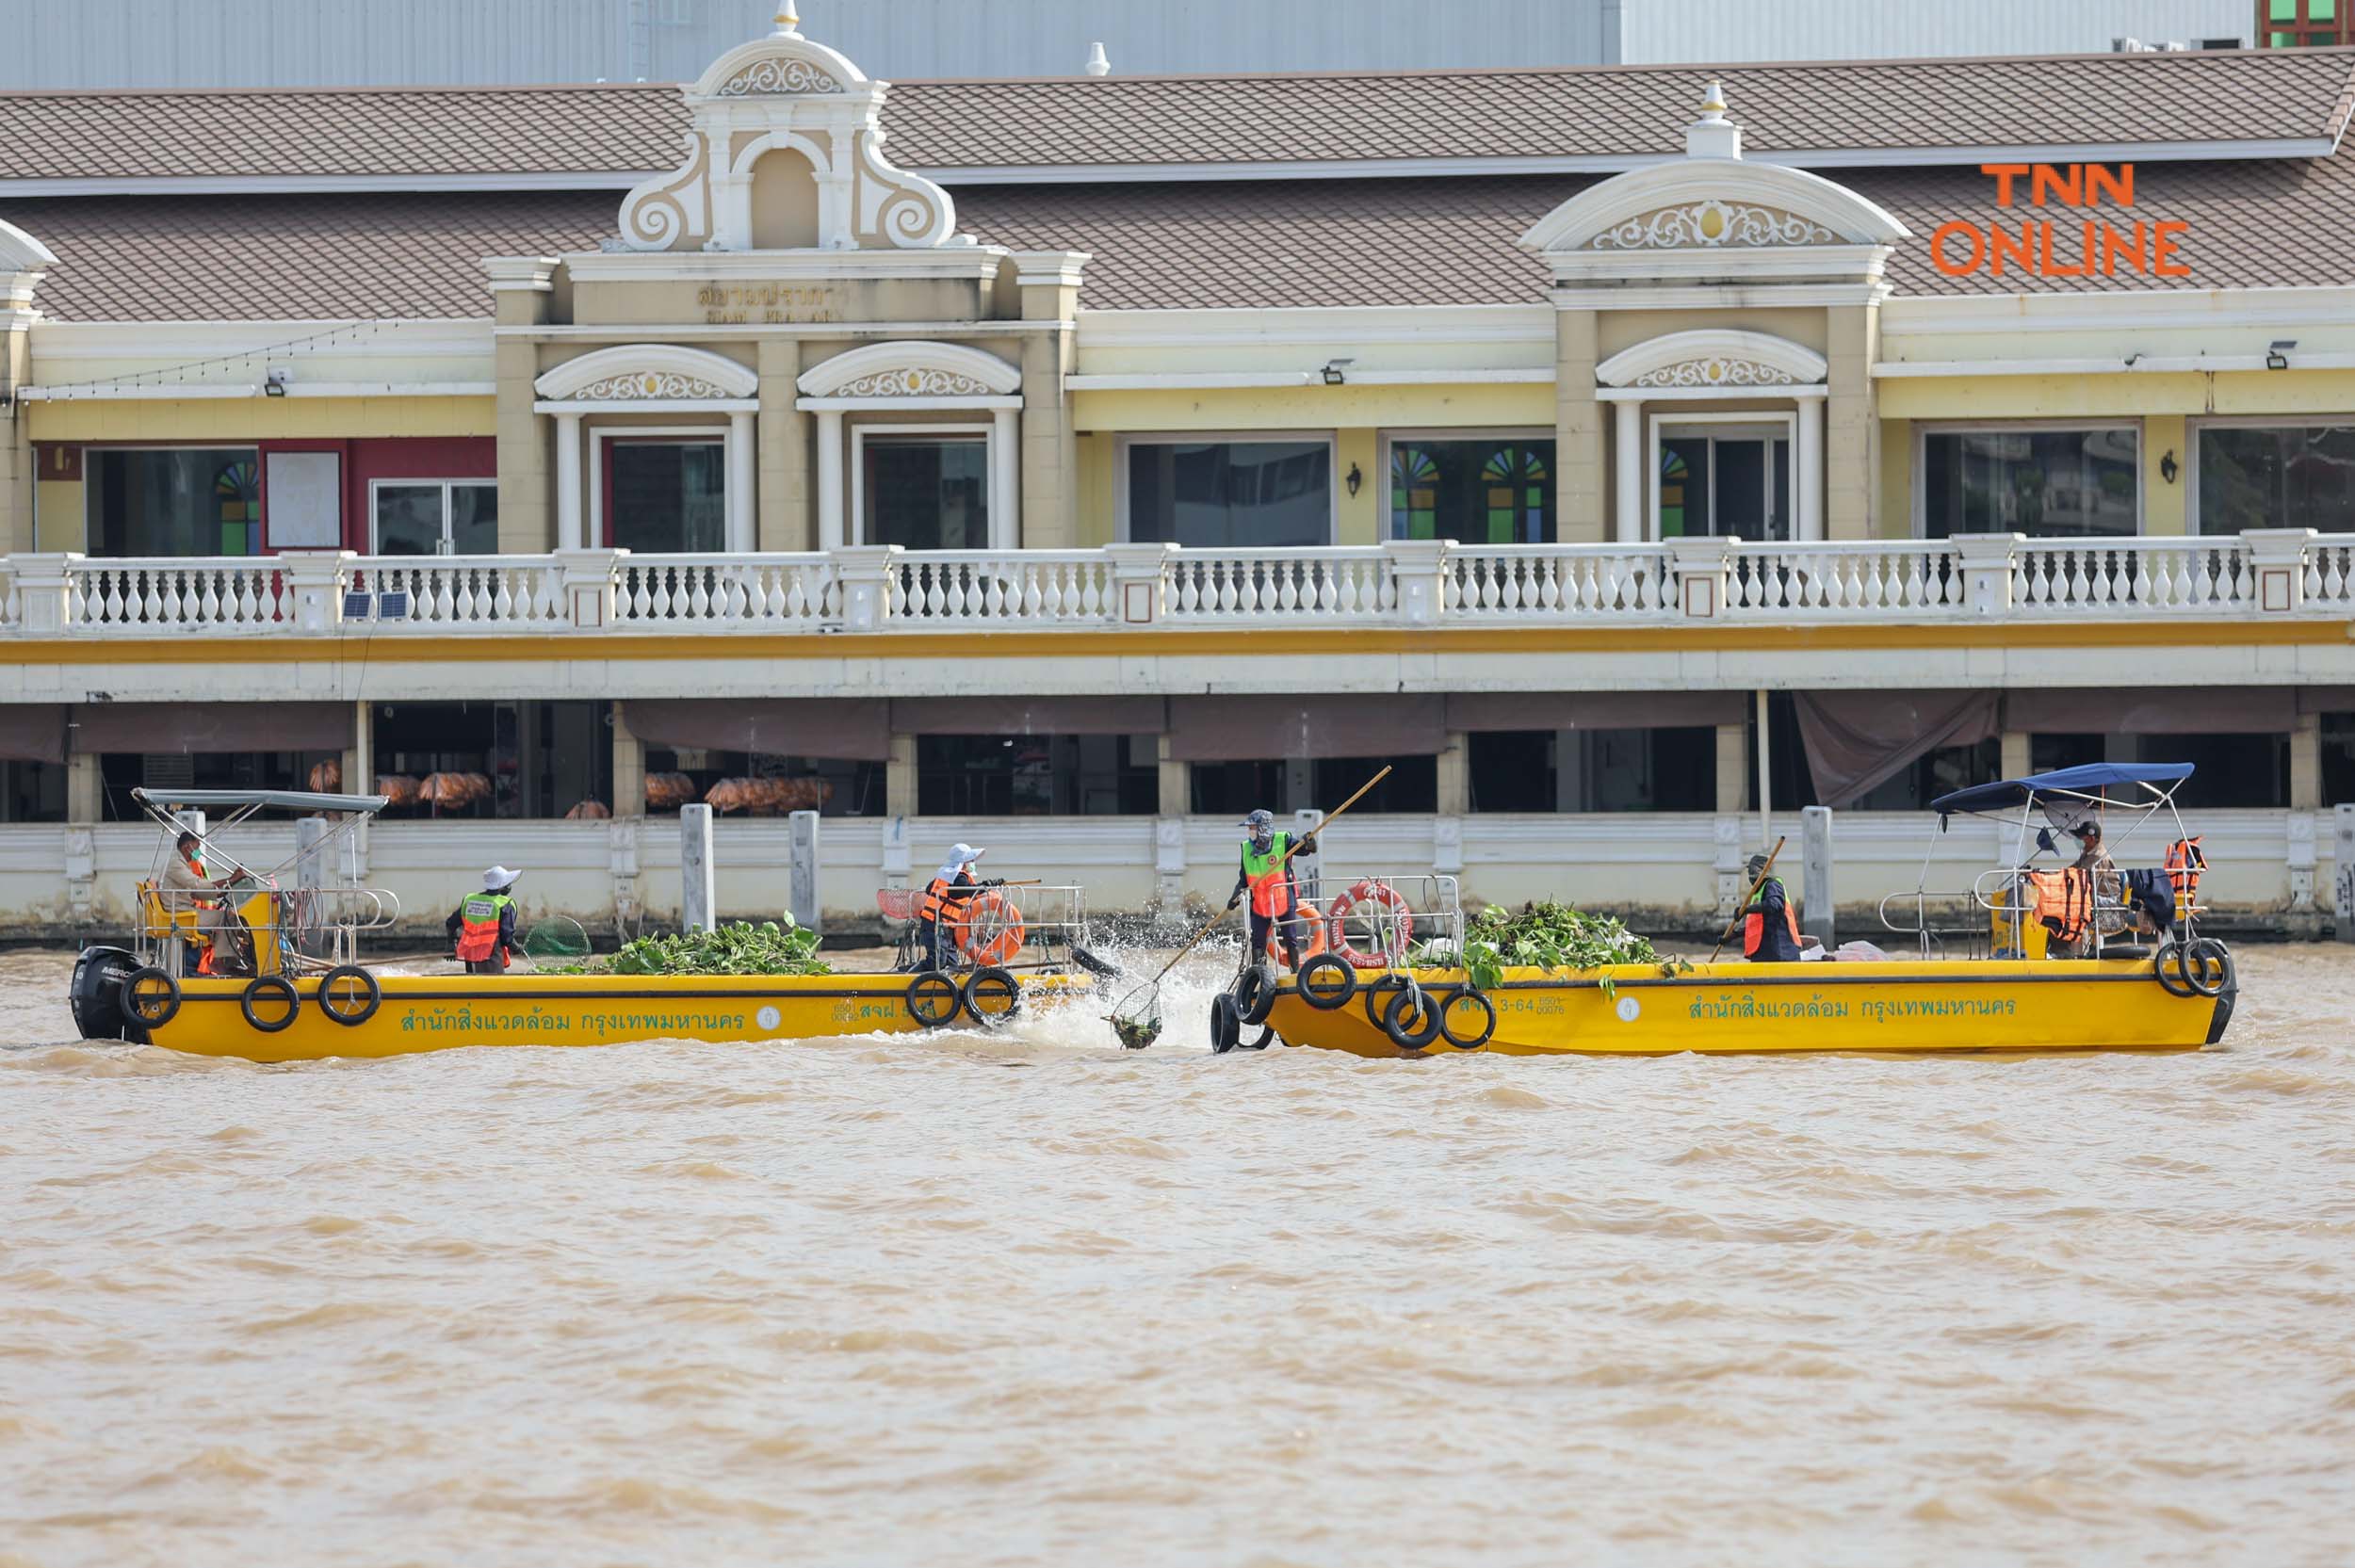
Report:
1795,396,1825,542
485,258,558,554
680,803,715,933
349,699,372,880
67,750,100,823
2335,803,2355,942
1612,399,1643,542
553,412,583,551
1553,306,1606,542
1824,304,1878,541
1753,689,1773,849
4,254,46,553
1714,723,1746,815
1282,758,1314,816
815,409,845,550
1436,732,1470,815
2292,712,2322,812
755,339,810,552
1156,734,1187,816
885,732,917,818
1800,804,1834,947
788,810,820,932
726,412,755,553
1015,254,1086,549
611,701,644,819
2001,730,2032,781
990,405,1020,551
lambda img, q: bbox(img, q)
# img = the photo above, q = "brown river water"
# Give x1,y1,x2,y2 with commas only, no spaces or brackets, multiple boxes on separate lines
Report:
4,941,2353,1567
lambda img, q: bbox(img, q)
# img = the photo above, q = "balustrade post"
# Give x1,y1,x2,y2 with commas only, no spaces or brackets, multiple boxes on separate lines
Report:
13,552,80,634
1666,536,1737,620
1102,542,1174,625
2241,527,2315,614
554,547,624,630
1953,532,2023,619
1382,538,1450,625
835,544,903,632
276,549,352,635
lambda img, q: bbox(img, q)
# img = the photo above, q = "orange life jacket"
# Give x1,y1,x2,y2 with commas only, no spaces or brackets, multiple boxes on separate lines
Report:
2030,866,2092,943
1264,899,1328,969
454,892,512,964
1242,832,1297,918
1742,879,1801,961
918,874,960,924
2165,836,2206,921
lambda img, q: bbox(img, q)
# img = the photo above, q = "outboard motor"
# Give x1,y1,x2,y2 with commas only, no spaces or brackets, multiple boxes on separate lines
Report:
70,946,145,1042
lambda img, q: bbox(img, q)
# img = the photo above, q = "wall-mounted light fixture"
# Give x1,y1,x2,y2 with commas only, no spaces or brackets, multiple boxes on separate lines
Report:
1321,358,1354,386
2266,340,2297,371
2160,449,2179,484
1345,462,1362,496
263,367,290,397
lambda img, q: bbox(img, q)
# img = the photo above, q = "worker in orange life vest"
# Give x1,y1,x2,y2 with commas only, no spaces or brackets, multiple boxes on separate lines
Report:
1226,809,1319,969
447,865,522,974
916,844,1003,970
161,830,237,975
1741,851,1801,962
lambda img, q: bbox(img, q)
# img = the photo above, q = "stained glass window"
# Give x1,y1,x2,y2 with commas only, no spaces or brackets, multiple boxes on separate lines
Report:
1387,438,1553,542
215,458,261,555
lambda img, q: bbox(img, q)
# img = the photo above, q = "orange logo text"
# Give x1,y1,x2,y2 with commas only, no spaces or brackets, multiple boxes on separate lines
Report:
1930,165,2188,280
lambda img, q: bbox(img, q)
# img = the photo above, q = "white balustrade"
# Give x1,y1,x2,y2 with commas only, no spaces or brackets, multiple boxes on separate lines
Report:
356,557,566,629
1445,543,1673,618
68,559,296,632
1727,541,1963,617
1162,547,1392,622
618,555,839,626
2011,537,2252,614
11,535,2355,639
889,550,1116,624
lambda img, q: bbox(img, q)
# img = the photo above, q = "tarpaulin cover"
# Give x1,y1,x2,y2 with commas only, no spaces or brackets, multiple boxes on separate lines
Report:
890,696,1168,736
1443,690,1745,732
621,699,890,761
1932,762,2196,817
1793,689,2002,808
2006,686,2296,736
1167,694,1446,761
0,704,67,764
71,702,353,755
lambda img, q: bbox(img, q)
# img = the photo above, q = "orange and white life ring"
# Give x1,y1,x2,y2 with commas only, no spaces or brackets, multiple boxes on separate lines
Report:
1263,898,1329,969
954,889,1027,968
1324,880,1413,970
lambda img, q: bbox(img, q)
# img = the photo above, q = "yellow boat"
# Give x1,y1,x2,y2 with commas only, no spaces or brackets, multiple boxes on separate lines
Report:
70,786,1089,1063
1262,956,2233,1059
78,967,1080,1064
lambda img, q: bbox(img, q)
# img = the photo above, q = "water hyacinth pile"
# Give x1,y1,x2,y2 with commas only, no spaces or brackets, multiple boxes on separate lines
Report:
1419,900,1683,994
544,919,830,977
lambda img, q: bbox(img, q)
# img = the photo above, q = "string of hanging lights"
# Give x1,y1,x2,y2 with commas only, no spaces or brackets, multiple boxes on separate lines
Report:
27,316,416,401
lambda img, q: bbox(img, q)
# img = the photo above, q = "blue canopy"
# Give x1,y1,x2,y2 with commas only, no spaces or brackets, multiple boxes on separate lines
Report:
1931,762,2195,818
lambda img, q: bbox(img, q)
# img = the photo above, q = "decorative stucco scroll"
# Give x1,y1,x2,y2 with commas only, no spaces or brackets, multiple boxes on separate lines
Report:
568,372,739,401
836,368,996,398
1629,358,1802,389
715,57,841,95
1590,201,1836,251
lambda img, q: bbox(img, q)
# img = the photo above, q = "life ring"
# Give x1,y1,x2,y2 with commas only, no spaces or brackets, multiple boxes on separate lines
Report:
1325,880,1413,971
1380,985,1444,1052
1263,899,1329,969
962,965,1022,1027
316,964,382,1026
953,890,1026,968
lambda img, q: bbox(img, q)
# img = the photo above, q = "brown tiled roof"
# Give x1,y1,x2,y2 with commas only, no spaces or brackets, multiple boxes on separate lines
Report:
2,192,614,320
2,48,2352,184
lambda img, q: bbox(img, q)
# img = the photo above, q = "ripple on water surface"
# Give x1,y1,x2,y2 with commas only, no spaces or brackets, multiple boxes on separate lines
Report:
3,945,2353,1567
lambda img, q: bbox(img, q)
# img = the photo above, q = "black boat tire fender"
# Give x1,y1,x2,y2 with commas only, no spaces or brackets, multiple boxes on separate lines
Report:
2153,942,2197,998
1359,973,1405,1030
1296,952,1357,1010
906,971,962,1027
1242,1024,1279,1050
962,966,1022,1027
121,965,182,1029
1437,987,1498,1051
2181,937,2233,999
316,964,382,1026
1381,985,1445,1053
1210,992,1243,1054
1233,962,1278,1026
240,976,300,1034
1069,943,1120,978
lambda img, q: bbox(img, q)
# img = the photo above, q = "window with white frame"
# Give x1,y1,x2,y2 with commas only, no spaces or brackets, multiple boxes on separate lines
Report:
2195,420,2355,534
853,425,991,550
1123,437,1333,547
372,480,499,556
1919,426,2139,538
605,437,725,553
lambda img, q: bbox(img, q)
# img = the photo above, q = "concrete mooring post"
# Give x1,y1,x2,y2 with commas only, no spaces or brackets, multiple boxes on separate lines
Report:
294,816,331,962
2336,803,2355,942
681,803,715,933
788,810,820,933
1800,804,1835,948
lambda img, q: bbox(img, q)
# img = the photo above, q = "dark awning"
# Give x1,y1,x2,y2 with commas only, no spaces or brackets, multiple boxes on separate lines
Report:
1932,762,2196,817
622,699,891,761
1167,694,1445,762
1795,689,2001,809
2006,687,2296,736
891,696,1167,736
1444,690,1745,732
0,704,67,765
71,702,353,755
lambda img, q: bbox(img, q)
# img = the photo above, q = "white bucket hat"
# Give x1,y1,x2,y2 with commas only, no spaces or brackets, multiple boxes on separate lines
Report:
482,865,522,892
934,844,985,879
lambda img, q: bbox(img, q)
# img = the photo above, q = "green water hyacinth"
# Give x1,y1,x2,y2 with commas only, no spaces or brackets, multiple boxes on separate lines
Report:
545,919,831,977
1416,901,1684,996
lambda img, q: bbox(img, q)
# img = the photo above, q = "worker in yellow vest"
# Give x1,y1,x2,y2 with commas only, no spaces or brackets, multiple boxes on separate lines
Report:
1226,809,1319,969
447,865,522,974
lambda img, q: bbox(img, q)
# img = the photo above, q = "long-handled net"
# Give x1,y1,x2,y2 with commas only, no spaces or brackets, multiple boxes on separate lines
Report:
1107,766,1392,1049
